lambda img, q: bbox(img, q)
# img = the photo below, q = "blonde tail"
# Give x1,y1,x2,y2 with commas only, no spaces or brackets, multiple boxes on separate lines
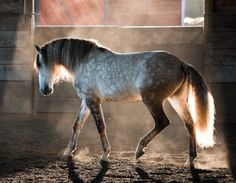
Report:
184,65,215,148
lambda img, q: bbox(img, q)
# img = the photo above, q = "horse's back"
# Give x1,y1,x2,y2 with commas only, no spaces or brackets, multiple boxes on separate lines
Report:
79,51,185,102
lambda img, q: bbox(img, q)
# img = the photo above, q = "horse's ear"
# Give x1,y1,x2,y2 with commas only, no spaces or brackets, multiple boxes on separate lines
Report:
34,44,41,53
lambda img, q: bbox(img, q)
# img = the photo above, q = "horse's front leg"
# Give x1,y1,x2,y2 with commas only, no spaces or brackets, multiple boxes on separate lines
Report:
86,99,111,165
63,100,90,157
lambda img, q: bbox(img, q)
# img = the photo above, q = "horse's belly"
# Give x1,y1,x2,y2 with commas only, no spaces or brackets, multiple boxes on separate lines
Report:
99,84,141,102
104,92,141,102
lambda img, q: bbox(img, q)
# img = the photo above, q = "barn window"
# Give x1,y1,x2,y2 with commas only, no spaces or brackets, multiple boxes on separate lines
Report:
34,0,203,26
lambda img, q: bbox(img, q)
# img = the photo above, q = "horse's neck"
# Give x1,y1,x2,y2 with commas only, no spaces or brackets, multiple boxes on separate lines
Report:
60,47,110,73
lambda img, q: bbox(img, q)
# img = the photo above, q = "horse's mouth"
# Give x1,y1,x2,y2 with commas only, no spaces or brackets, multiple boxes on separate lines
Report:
40,88,53,96
41,91,53,96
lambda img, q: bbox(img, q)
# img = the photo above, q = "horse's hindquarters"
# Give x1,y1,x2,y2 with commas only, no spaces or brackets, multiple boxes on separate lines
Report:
136,56,185,101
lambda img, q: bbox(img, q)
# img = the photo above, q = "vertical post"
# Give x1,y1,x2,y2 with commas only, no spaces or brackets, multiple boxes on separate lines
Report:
204,0,236,179
181,0,186,26
104,0,109,25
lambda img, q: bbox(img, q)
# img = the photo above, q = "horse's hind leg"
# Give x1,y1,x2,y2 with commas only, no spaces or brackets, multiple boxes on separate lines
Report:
168,98,196,168
135,99,170,159
86,99,111,165
185,120,197,168
63,100,90,157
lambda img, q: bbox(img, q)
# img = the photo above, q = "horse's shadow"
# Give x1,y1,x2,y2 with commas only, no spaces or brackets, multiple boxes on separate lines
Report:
135,166,211,183
66,157,84,183
190,167,219,183
135,167,163,183
66,157,109,183
91,161,109,183
190,167,201,183
66,158,213,183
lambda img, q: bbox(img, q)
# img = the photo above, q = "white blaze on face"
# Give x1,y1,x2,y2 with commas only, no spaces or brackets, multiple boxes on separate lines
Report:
38,69,55,91
37,53,55,94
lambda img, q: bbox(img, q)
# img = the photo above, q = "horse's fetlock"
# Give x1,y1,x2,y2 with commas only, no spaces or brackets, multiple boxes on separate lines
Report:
68,142,76,150
106,146,111,153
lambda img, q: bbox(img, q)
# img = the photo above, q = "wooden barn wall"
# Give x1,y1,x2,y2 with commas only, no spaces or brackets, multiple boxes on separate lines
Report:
204,0,236,177
204,1,236,127
0,0,33,118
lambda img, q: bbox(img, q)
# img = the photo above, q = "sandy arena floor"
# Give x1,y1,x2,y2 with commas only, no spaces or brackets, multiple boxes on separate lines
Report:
0,120,234,182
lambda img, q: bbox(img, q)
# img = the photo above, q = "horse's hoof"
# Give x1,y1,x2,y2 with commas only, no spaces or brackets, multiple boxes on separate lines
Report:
99,154,110,166
135,149,145,159
99,159,109,167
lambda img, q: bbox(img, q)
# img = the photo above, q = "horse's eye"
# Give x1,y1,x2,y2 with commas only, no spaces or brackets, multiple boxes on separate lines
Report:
36,59,41,68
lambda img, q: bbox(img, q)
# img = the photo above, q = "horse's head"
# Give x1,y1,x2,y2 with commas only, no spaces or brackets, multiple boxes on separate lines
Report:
34,45,55,96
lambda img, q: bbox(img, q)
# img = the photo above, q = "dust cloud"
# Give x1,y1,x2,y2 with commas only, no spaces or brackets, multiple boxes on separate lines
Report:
74,147,92,163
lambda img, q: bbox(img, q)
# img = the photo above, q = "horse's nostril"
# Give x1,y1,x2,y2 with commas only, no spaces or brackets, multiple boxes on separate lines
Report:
45,85,52,93
40,85,53,95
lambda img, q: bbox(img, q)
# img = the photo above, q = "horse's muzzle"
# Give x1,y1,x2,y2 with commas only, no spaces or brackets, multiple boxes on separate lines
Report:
40,85,53,96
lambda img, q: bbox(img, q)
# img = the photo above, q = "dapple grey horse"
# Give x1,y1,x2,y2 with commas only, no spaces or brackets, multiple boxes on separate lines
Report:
34,38,215,167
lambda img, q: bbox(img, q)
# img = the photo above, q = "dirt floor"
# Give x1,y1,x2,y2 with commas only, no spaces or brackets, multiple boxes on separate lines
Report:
0,120,235,182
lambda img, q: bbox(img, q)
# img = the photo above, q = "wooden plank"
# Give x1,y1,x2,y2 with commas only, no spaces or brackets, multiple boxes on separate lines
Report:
0,0,23,14
215,1,236,13
210,83,236,116
116,28,203,46
0,65,33,81
0,31,29,48
33,113,78,122
35,27,203,48
205,66,236,82
0,48,33,64
35,98,110,114
35,98,81,113
34,80,78,98
205,32,236,49
205,49,236,66
0,15,28,31
210,83,236,99
205,13,236,32
0,81,32,113
214,96,236,116
217,115,236,125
